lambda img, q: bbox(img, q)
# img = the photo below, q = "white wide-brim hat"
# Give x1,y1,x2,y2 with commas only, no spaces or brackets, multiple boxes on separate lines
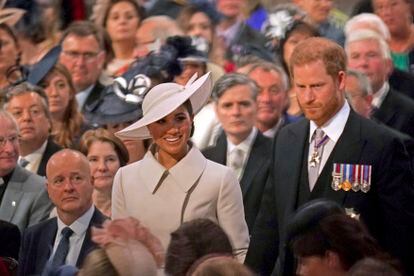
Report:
116,72,212,140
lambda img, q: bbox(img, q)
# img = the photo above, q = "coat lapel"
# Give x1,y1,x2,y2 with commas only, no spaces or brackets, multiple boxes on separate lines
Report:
282,120,309,215
372,90,397,125
240,133,268,197
76,208,107,267
37,219,58,271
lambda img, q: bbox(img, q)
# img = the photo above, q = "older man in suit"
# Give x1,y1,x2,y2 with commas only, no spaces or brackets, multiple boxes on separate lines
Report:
4,82,62,177
203,73,271,232
346,29,414,138
245,37,414,275
18,149,107,275
59,21,106,122
0,110,52,233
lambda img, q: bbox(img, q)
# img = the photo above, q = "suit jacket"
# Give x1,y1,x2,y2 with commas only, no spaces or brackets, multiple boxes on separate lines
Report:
245,111,414,275
389,69,414,100
0,166,53,233
36,138,63,177
372,88,414,138
202,131,272,232
18,208,107,276
82,82,105,123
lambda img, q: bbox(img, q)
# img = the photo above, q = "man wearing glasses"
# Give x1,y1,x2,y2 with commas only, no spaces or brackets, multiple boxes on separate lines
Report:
59,21,106,121
4,83,62,177
0,110,52,233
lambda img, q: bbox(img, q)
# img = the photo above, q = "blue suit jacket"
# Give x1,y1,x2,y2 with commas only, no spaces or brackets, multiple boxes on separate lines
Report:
18,208,107,276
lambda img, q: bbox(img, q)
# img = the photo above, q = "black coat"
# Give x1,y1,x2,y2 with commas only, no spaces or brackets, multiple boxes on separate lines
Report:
203,131,272,233
36,139,63,177
372,88,414,138
245,111,414,275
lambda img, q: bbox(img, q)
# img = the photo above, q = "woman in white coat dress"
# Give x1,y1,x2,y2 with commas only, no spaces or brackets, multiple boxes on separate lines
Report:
112,72,249,261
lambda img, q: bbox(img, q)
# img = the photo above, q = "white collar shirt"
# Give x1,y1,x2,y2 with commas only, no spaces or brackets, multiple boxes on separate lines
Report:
19,140,48,173
226,128,257,180
75,85,94,111
52,205,95,266
371,82,389,109
308,102,350,176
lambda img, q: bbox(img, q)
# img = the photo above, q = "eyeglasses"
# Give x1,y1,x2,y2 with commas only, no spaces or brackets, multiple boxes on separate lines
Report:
0,135,19,148
62,50,100,62
9,106,46,120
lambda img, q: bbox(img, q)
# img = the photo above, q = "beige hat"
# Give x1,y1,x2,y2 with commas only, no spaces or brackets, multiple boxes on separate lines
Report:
116,72,212,140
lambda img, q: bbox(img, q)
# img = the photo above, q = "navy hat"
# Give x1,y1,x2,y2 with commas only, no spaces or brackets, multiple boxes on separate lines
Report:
286,199,345,242
85,86,143,126
27,45,61,85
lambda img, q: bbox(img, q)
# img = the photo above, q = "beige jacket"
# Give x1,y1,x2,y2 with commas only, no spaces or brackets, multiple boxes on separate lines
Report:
112,145,249,261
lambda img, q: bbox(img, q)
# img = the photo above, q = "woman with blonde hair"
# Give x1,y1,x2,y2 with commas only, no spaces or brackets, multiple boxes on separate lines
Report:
79,128,129,217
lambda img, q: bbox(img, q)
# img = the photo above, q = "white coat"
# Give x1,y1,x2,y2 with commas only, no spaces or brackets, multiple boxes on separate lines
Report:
112,145,250,261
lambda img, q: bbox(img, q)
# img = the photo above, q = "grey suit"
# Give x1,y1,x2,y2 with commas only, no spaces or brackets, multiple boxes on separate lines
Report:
0,165,53,233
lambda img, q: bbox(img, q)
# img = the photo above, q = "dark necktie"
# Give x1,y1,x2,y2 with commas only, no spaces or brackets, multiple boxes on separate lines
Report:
51,227,73,267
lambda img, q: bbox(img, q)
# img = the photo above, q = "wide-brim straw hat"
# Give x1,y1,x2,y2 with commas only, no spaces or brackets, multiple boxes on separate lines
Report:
116,72,212,140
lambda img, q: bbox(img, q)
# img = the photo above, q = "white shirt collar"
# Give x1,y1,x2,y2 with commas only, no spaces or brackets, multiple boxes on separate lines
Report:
262,118,284,138
309,101,350,143
371,82,389,108
57,205,95,237
75,84,94,111
227,128,257,154
20,139,48,163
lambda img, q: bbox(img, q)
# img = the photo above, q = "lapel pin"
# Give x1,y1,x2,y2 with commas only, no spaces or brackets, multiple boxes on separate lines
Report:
12,201,16,207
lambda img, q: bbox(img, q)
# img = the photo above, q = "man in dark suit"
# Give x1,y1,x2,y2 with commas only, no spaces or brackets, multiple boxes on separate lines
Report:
245,37,414,275
203,73,271,232
247,62,290,138
59,21,106,122
18,149,107,275
4,82,62,177
346,29,414,138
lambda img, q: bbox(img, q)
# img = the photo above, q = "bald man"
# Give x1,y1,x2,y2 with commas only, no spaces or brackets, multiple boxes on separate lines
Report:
19,150,107,275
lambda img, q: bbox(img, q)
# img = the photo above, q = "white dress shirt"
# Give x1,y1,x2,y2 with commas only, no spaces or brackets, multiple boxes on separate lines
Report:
75,85,94,111
262,117,285,138
308,102,350,177
19,140,48,173
371,82,389,109
51,205,95,266
226,128,257,180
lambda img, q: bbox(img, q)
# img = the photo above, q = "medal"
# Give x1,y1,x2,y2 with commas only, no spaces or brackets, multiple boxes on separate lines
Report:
352,164,360,192
342,164,352,191
309,151,320,167
331,163,343,191
361,165,371,193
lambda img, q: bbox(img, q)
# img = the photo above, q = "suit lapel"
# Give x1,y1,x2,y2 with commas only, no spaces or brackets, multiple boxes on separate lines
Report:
372,90,397,125
212,133,227,164
37,219,58,271
282,120,309,215
240,133,267,197
76,208,107,267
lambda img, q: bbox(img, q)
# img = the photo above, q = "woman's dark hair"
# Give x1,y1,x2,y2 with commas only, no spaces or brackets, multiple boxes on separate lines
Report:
79,128,129,167
165,219,233,276
183,99,195,137
102,0,146,28
279,21,319,72
292,214,395,271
